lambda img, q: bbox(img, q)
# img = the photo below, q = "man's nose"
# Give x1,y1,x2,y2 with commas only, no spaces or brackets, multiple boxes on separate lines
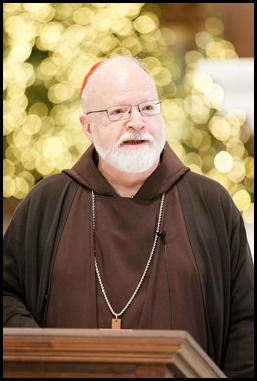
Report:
129,105,143,117
126,105,145,129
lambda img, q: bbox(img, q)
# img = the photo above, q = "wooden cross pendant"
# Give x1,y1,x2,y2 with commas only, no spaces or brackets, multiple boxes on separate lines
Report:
112,316,121,329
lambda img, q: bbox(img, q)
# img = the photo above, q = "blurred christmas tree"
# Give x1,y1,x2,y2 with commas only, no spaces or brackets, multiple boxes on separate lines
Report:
3,3,253,223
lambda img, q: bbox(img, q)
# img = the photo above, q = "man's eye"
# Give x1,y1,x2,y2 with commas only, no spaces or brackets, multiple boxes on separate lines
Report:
142,104,154,111
110,107,127,115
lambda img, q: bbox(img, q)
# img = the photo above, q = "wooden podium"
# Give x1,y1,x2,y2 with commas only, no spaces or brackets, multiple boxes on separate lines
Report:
3,328,226,378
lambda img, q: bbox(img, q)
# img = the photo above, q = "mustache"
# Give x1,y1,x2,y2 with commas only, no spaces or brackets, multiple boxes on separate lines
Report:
118,131,154,145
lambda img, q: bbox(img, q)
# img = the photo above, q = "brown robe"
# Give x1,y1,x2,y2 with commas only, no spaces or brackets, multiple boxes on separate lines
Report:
45,144,208,352
4,143,254,377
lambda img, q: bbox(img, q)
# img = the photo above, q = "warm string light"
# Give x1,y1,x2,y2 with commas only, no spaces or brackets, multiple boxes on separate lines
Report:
3,3,253,223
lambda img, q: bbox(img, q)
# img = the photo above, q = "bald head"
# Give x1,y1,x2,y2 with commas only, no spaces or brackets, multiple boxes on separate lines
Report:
81,56,158,114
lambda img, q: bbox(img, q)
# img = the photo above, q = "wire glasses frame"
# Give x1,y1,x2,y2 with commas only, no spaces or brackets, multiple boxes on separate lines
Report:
85,100,161,121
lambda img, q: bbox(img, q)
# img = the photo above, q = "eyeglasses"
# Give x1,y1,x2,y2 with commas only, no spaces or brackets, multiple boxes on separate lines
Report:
85,100,161,121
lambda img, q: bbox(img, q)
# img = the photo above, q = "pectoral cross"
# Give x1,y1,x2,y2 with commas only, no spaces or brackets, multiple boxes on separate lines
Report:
112,316,121,329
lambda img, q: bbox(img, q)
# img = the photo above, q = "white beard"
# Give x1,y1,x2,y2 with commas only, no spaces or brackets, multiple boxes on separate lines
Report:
93,130,166,174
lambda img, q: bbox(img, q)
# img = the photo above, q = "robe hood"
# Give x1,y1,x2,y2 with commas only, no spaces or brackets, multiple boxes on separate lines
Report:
63,142,189,200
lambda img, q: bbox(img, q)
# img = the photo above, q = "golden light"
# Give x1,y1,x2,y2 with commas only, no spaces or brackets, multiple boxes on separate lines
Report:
214,151,233,173
204,83,224,109
3,3,254,224
228,159,246,183
233,190,251,212
209,116,231,141
243,203,254,224
133,14,159,34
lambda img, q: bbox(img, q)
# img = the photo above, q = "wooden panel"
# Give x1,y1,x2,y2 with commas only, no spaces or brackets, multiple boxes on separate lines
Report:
3,328,226,378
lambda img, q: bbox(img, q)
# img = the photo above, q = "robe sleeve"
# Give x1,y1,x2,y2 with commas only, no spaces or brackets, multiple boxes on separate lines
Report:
3,219,40,327
222,213,254,378
177,172,254,378
3,173,79,328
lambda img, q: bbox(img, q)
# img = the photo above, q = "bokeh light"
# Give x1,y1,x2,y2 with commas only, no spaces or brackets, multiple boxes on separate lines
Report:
3,3,253,223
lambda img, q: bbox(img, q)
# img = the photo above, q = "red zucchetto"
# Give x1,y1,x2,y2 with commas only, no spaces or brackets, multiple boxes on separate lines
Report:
80,60,106,95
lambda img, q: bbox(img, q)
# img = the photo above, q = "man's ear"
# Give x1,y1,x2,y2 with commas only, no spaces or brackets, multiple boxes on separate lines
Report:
80,114,93,142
